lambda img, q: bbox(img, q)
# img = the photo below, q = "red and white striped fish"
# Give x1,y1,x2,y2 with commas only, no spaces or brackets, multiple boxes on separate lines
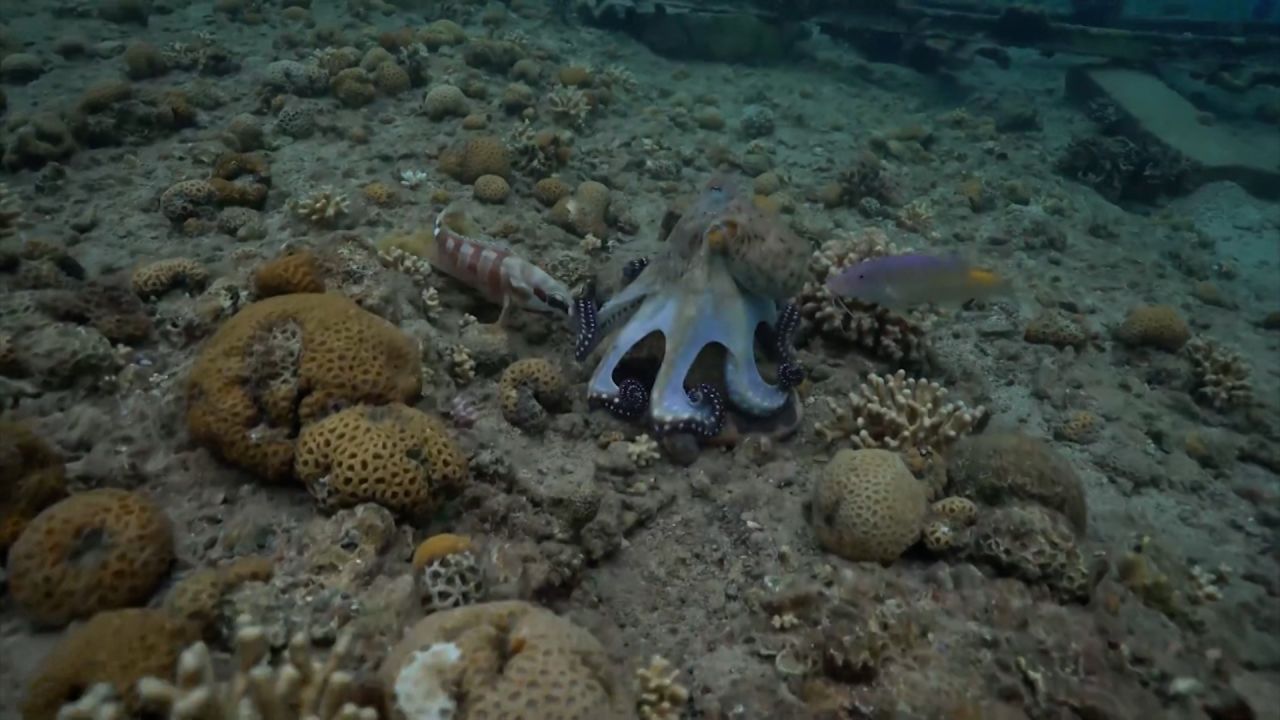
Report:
428,204,573,324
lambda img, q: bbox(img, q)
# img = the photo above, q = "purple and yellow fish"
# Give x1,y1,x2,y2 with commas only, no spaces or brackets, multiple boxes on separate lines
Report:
826,253,1008,310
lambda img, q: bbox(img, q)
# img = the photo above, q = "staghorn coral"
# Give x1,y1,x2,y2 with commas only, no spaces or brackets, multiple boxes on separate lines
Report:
131,617,379,720
186,294,422,482
1184,337,1253,410
509,122,572,176
498,358,568,432
812,448,929,564
546,86,591,129
7,488,174,627
292,187,351,227
294,403,469,518
635,655,688,720
381,601,636,720
131,257,210,299
815,370,985,455
0,420,68,554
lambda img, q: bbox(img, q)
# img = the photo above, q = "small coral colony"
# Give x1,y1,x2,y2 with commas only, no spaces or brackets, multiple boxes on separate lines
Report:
1,1,1276,719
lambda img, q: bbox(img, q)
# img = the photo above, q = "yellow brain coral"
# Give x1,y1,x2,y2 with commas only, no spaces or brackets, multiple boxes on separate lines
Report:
23,608,200,720
0,421,68,554
294,403,469,518
131,257,210,299
251,249,327,297
186,293,422,482
812,448,928,564
441,135,510,183
1114,303,1190,351
498,358,568,432
7,488,174,627
380,601,635,720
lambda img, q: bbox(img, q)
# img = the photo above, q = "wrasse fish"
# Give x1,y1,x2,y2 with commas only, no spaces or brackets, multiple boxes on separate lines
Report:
826,253,1009,310
429,204,573,324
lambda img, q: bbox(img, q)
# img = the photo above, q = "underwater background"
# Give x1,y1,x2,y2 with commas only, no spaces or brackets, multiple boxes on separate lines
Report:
0,0,1277,719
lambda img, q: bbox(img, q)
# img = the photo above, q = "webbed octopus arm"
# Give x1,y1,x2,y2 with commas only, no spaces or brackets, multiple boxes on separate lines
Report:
720,290,790,417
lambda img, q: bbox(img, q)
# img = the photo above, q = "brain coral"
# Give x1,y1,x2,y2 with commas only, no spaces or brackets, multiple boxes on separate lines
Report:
186,293,422,482
294,403,469,518
7,488,174,627
22,608,199,720
0,420,68,554
498,358,568,432
251,249,326,297
380,601,635,720
946,432,1087,533
812,448,928,564
1114,304,1190,351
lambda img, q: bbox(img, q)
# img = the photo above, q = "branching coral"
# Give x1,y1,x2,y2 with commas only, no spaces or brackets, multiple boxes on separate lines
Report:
1056,135,1193,204
546,87,591,129
131,617,378,720
1184,337,1252,410
796,230,931,367
635,655,688,720
508,121,572,175
815,370,985,454
292,187,351,227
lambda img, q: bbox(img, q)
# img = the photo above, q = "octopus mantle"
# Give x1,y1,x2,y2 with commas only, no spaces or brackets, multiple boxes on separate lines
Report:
575,178,807,438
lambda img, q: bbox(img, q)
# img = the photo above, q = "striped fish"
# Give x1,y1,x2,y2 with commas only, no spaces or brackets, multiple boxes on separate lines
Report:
429,204,573,324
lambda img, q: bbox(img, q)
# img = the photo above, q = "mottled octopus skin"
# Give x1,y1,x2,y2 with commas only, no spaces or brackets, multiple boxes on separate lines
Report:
577,178,804,437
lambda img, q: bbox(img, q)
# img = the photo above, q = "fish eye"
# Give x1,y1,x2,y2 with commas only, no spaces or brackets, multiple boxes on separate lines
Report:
858,273,865,279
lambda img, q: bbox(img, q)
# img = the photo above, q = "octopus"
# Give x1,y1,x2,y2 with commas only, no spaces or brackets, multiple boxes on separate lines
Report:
574,175,810,439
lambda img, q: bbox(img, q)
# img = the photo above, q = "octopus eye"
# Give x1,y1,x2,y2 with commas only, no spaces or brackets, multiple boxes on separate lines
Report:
547,295,570,313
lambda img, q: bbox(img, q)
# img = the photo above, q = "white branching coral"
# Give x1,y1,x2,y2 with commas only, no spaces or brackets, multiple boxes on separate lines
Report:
815,370,985,453
626,434,661,468
292,187,351,227
546,87,591,129
136,619,377,720
1184,337,1252,410
635,655,688,720
399,169,429,189
59,619,377,720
